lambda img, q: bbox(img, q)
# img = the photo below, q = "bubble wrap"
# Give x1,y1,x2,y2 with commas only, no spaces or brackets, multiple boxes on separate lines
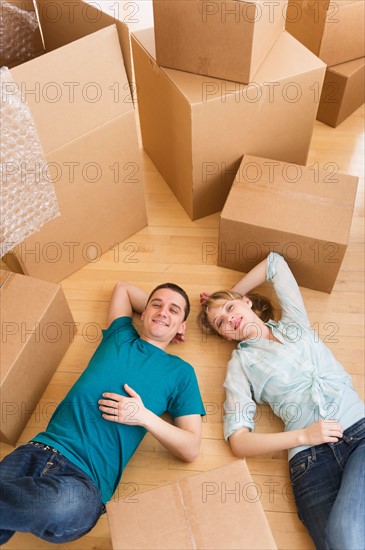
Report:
0,67,60,258
0,1,41,66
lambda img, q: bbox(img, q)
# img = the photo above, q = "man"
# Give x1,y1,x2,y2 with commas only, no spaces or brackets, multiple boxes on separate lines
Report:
0,281,205,544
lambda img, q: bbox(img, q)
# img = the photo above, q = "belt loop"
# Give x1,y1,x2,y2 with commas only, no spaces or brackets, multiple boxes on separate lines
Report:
311,446,316,461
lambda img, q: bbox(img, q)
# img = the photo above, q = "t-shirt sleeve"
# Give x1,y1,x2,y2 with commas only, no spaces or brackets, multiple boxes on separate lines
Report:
167,364,206,419
267,252,310,327
223,350,256,441
101,316,139,344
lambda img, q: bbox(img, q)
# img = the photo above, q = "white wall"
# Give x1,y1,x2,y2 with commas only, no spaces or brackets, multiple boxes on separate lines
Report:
85,0,154,30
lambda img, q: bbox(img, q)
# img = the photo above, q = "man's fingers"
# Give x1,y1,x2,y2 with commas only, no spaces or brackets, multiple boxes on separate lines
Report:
124,384,139,398
99,403,118,416
101,392,120,400
99,398,118,408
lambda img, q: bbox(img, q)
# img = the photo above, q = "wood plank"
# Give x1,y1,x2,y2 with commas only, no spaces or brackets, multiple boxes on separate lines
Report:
1,93,363,550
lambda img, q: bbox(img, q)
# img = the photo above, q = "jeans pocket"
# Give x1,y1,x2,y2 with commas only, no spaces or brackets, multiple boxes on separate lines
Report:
40,454,64,476
289,455,313,485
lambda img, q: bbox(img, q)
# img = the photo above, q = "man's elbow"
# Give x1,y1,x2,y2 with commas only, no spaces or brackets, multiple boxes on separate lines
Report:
182,452,198,463
114,281,128,291
181,441,200,463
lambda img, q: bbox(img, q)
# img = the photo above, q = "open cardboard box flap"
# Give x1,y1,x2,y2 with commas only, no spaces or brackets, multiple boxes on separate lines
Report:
10,25,132,154
107,460,277,549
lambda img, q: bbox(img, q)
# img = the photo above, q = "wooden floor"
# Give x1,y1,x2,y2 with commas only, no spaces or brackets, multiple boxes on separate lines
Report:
1,105,364,550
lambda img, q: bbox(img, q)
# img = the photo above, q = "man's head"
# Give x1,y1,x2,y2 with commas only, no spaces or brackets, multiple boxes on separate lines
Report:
147,283,190,321
141,283,190,348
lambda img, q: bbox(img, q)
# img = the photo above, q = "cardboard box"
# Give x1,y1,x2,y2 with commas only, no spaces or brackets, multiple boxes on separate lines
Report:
34,0,134,89
286,0,365,67
0,270,74,446
131,28,325,220
218,155,358,293
3,24,147,282
316,57,365,127
153,0,288,84
0,0,45,68
107,460,277,549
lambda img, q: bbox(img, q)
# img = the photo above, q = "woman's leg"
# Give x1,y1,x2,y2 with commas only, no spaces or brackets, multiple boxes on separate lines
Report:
326,428,365,550
289,445,341,550
290,419,365,550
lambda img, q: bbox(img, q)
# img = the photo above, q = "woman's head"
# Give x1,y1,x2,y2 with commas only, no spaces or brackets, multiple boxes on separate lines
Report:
198,291,274,341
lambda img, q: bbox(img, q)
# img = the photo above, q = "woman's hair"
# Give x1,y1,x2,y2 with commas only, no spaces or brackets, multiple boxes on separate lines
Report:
198,290,274,335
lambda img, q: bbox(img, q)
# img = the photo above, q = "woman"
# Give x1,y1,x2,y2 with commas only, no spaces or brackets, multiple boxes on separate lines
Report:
199,252,364,550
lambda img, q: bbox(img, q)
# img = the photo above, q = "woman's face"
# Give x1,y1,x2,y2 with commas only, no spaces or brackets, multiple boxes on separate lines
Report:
207,297,263,341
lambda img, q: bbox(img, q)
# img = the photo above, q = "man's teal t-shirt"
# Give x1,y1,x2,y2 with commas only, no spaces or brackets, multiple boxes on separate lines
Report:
35,317,206,503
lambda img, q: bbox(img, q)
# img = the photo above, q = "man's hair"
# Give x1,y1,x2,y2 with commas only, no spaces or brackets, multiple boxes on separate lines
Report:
147,283,190,321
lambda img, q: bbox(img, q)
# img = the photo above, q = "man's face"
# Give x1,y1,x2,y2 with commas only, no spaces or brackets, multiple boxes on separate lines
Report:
141,288,187,347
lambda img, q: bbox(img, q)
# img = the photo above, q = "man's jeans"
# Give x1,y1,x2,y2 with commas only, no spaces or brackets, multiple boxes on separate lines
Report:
289,418,365,550
0,442,105,544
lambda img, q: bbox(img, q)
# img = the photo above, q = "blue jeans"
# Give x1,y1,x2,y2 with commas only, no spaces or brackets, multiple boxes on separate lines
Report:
0,442,105,544
289,418,365,550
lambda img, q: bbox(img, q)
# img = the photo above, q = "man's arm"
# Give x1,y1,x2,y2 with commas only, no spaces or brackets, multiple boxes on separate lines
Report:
107,282,149,328
98,384,202,462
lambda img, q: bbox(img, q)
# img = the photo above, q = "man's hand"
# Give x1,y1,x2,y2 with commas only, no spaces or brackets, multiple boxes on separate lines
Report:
170,331,186,344
99,385,202,462
98,384,148,426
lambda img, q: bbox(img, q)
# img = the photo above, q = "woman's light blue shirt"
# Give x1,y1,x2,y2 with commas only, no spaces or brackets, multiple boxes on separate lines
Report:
223,252,364,460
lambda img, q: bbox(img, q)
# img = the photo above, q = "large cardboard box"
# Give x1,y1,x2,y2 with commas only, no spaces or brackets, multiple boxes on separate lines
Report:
34,0,134,87
3,24,147,282
0,270,74,446
107,461,277,549
286,0,365,67
317,57,365,127
132,28,325,220
218,155,358,293
0,0,45,67
153,0,288,84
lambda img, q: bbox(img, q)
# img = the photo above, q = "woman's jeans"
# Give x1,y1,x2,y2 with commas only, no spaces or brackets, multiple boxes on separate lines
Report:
289,418,365,550
0,442,105,544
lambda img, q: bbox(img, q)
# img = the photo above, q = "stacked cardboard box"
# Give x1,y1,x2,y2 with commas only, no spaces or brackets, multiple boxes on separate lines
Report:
218,155,358,292
316,58,365,127
286,0,365,126
2,1,147,282
0,269,74,445
153,0,286,84
132,0,326,220
107,461,277,549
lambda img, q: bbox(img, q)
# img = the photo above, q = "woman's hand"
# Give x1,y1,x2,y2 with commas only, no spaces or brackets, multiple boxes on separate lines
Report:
98,384,149,426
200,291,211,305
301,420,343,446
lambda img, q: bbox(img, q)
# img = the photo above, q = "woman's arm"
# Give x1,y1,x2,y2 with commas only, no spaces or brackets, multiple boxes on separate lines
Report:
229,420,344,458
233,253,309,325
231,258,268,296
99,384,202,462
200,257,268,305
